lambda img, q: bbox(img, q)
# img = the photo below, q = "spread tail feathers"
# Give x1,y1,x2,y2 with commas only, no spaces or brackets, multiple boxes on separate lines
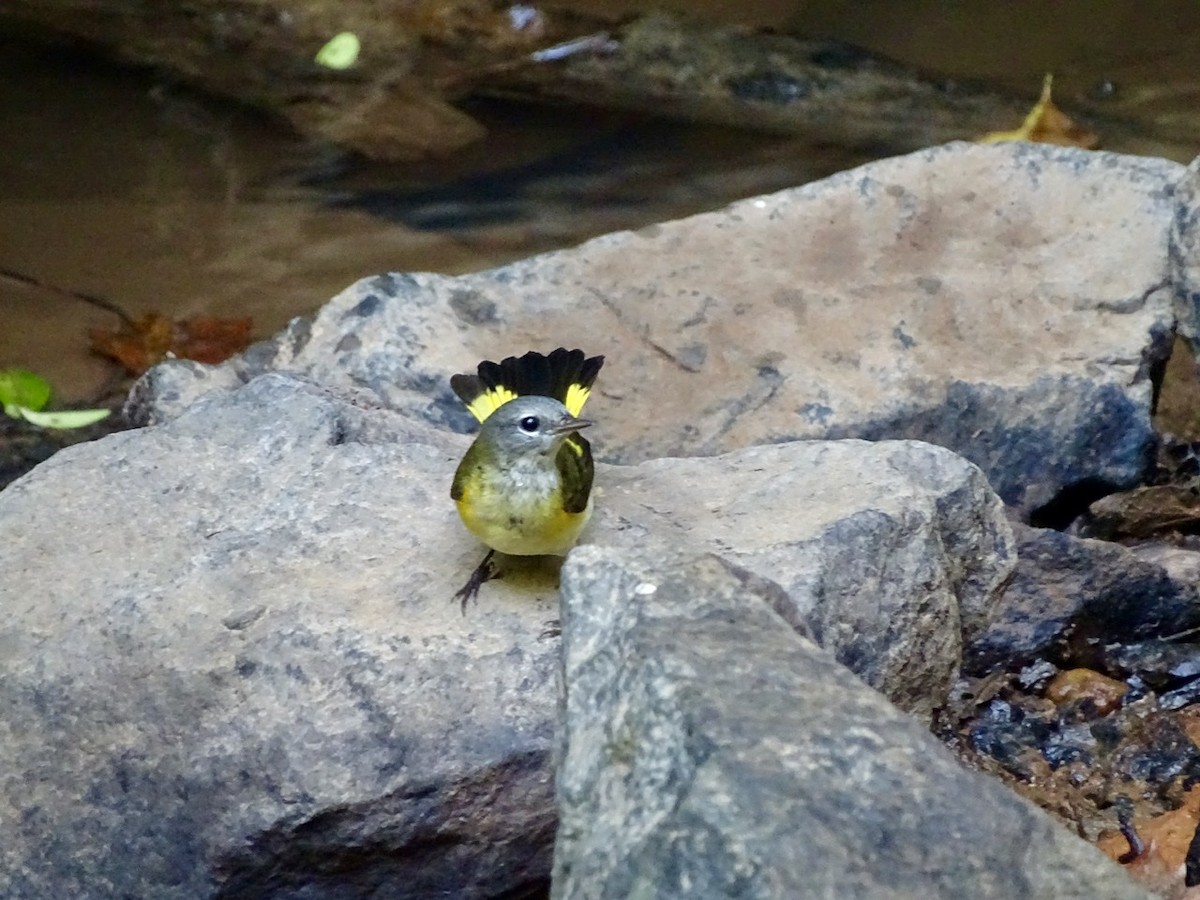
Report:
451,348,604,422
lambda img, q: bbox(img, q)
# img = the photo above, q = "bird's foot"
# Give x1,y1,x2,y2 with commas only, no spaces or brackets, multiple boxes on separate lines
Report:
454,550,498,614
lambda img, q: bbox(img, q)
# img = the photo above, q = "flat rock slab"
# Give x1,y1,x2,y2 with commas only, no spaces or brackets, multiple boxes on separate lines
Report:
0,376,563,899
0,374,1011,897
134,141,1187,518
552,547,1153,900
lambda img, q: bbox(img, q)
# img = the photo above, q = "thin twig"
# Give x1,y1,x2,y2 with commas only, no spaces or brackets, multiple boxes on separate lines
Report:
0,265,135,327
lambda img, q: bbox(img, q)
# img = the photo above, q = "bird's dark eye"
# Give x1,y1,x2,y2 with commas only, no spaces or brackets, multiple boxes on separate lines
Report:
518,416,540,433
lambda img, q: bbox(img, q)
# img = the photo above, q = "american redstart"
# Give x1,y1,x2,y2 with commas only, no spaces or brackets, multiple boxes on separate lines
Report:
450,348,605,610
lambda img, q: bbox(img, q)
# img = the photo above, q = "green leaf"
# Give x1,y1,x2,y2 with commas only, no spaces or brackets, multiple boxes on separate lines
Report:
18,407,110,429
315,32,361,69
0,369,52,414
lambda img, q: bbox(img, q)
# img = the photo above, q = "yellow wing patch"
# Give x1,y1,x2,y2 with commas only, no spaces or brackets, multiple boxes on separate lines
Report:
467,386,518,423
565,383,592,416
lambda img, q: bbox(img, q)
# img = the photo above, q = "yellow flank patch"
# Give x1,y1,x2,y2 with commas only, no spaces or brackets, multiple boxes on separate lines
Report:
467,386,519,423
565,383,591,416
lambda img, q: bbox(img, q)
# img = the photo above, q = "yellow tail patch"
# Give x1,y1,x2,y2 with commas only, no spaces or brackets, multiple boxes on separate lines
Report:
465,386,519,423
564,383,592,417
451,348,604,423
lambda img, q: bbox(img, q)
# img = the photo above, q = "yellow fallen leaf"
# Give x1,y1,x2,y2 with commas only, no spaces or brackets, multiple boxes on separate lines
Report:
18,408,110,430
979,74,1099,149
315,32,361,70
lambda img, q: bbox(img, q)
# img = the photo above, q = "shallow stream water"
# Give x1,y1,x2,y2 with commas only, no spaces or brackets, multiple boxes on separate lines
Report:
2,1,1198,401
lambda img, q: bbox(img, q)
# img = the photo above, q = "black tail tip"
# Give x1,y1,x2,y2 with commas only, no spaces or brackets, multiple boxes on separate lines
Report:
454,347,604,406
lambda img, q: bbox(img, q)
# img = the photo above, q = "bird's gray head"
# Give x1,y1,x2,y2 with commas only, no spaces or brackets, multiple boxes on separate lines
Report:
479,396,592,459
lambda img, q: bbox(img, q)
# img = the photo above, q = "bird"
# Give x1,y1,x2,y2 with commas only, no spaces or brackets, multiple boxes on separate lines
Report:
450,348,604,610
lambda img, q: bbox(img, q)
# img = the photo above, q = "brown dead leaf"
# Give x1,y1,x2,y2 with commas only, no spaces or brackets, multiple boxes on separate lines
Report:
978,74,1100,149
1098,785,1200,896
89,314,253,375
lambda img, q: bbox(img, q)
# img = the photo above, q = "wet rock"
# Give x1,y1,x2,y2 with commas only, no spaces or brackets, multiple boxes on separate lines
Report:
954,682,1200,841
551,547,1152,900
1104,640,1200,689
1104,708,1200,790
1041,720,1100,769
129,142,1184,520
1019,659,1059,692
1160,678,1200,711
964,525,1200,675
0,374,1013,898
967,698,1056,780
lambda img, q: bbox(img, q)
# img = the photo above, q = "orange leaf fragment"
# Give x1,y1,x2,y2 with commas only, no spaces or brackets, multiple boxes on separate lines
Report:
1098,786,1200,895
978,74,1100,149
89,314,254,375
175,316,255,365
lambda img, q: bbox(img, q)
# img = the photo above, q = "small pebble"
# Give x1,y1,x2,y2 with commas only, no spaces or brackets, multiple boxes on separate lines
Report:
1045,668,1128,715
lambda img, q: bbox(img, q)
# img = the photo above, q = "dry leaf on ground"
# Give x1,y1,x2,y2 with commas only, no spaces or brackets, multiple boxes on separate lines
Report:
89,314,253,375
1098,785,1200,898
979,74,1100,148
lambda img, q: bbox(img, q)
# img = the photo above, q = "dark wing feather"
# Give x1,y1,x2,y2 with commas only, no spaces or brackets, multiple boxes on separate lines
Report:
556,433,594,514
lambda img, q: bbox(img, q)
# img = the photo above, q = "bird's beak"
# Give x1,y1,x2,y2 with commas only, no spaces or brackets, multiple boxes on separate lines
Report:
549,415,592,435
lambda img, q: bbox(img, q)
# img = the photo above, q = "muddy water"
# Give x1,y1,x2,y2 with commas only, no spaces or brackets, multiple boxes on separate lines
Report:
1,2,1198,402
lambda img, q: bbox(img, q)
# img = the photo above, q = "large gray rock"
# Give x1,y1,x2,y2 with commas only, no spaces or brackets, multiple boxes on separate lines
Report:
0,373,1011,897
551,547,1153,900
590,438,1014,716
0,375,561,899
966,524,1200,674
132,141,1186,519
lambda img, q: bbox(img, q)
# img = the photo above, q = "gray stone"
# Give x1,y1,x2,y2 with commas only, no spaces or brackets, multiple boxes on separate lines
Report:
1172,155,1200,346
1129,540,1200,586
551,547,1152,900
0,375,560,899
0,373,1012,897
965,524,1200,674
590,438,1015,717
129,142,1186,520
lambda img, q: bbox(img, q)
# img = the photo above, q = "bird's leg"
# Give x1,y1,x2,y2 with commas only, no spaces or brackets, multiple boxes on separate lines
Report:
454,549,498,614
